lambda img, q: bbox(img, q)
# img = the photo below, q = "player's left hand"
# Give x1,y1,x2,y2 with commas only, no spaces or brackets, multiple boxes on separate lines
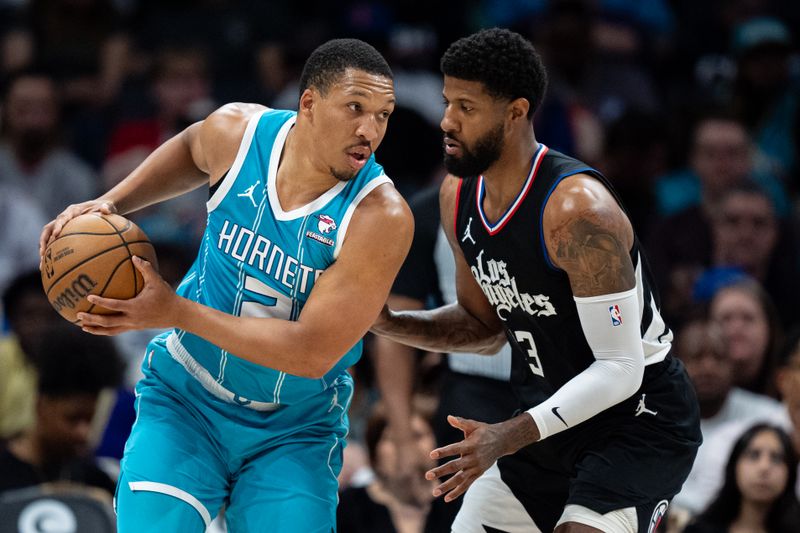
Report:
424,415,511,503
77,256,183,335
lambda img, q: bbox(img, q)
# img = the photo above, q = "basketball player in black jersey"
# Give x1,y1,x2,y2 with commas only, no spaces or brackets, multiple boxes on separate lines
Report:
372,28,702,533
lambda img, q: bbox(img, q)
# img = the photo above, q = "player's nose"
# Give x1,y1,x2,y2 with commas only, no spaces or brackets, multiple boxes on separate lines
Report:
355,115,380,142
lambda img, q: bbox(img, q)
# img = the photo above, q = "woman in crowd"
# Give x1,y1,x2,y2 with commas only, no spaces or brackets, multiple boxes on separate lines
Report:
710,278,782,397
685,423,800,533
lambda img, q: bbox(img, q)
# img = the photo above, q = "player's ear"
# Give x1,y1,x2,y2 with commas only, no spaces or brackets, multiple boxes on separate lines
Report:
507,97,529,123
299,88,316,118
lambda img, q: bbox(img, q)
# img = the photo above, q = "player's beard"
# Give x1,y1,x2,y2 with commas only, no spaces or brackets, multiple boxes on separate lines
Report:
443,122,504,177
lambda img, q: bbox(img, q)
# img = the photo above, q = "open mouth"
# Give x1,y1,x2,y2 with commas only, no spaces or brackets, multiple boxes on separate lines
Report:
444,136,461,155
346,146,371,170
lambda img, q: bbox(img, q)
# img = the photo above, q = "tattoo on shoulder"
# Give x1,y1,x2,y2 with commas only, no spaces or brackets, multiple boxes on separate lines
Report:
550,210,635,296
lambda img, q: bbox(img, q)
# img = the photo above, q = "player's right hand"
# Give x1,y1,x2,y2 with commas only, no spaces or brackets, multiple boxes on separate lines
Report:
39,199,117,262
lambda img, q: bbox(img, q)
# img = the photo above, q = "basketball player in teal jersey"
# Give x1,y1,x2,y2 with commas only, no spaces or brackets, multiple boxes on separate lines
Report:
39,39,413,532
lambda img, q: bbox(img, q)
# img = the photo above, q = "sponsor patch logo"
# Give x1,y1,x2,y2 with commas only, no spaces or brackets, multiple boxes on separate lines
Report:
305,230,334,247
304,214,337,246
316,214,337,234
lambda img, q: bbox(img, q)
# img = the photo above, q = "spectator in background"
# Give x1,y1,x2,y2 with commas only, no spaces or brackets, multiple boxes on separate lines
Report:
710,183,800,327
102,46,214,247
730,17,800,186
0,69,97,218
0,326,123,497
776,329,800,496
0,182,46,302
654,112,788,217
531,0,663,162
0,270,62,441
14,0,130,109
597,109,669,237
336,402,450,533
710,278,783,397
672,315,787,518
684,423,800,533
648,181,799,328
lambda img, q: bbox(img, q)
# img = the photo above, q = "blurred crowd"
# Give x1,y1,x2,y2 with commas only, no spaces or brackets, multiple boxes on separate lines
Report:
1,1,800,531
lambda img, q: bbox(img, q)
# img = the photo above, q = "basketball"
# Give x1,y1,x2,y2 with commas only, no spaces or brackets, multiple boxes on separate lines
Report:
41,213,158,324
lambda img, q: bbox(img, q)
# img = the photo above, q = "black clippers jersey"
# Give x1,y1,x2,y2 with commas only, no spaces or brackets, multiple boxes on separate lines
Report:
454,145,672,408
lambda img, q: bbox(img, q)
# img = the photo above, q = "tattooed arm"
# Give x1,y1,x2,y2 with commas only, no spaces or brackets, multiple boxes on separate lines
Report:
543,174,635,296
371,175,506,354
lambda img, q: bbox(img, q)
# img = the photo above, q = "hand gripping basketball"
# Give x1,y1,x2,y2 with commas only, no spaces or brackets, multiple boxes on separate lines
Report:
78,256,181,335
41,213,158,324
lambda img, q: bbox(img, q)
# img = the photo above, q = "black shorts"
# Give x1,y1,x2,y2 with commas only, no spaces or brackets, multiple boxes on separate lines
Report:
497,356,702,532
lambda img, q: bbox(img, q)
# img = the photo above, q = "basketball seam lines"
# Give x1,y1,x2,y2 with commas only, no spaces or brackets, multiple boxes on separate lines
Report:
44,239,152,296
99,215,139,295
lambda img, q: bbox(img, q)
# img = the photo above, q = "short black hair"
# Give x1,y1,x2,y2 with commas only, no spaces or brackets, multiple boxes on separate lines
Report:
36,326,123,397
441,28,548,119
298,38,393,96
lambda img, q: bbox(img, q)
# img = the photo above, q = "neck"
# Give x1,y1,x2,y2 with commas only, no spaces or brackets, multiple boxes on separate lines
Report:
480,128,538,220
699,394,729,419
276,126,342,211
733,499,770,532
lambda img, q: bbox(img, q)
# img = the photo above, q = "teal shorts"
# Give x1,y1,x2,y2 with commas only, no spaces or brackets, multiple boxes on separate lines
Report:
114,334,352,532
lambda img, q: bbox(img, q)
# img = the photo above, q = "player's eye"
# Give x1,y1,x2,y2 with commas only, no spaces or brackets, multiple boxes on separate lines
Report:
348,102,361,112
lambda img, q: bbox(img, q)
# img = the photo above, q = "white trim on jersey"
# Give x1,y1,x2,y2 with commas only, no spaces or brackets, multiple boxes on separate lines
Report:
166,332,281,411
332,174,393,259
207,108,268,212
128,481,212,527
266,116,349,220
635,253,672,364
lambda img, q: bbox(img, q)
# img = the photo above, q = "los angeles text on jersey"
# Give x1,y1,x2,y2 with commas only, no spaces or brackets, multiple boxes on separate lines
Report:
217,219,324,295
471,249,556,320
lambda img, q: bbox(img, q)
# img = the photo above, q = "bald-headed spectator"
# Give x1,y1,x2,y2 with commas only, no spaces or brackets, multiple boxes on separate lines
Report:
672,315,787,517
0,69,97,218
0,326,123,496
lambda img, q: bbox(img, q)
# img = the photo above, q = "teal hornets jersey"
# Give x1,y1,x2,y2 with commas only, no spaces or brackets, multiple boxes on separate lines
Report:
168,108,391,407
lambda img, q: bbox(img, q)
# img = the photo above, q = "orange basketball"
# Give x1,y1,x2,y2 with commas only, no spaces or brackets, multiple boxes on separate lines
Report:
41,213,158,324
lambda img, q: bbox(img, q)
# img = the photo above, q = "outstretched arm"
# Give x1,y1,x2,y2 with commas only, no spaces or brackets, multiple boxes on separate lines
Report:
371,175,506,354
79,183,414,379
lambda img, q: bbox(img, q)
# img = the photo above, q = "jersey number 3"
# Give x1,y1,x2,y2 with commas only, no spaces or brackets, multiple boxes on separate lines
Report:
514,330,544,378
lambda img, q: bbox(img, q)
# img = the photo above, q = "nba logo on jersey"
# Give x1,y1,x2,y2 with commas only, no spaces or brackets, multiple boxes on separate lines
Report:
609,305,623,326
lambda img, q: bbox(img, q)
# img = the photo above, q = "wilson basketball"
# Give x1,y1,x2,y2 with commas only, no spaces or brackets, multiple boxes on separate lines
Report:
41,213,158,324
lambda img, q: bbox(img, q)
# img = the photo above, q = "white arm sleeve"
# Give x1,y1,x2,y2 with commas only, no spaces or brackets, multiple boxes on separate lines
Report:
527,287,644,440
